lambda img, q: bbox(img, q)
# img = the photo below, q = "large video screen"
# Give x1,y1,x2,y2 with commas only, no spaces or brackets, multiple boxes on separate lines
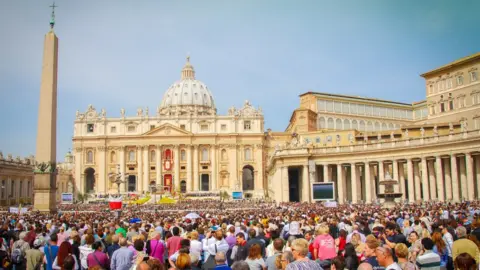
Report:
312,183,335,201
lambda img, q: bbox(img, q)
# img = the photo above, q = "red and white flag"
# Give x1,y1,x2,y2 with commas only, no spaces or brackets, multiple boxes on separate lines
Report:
109,196,123,210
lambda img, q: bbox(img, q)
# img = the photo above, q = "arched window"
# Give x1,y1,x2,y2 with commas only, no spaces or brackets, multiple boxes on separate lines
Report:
352,120,358,130
201,148,209,161
335,119,343,130
374,122,380,131
181,150,186,161
318,117,326,129
87,150,93,163
244,148,252,161
110,151,116,163
359,120,365,131
344,120,351,130
367,121,373,131
128,150,135,162
150,150,156,162
327,118,334,129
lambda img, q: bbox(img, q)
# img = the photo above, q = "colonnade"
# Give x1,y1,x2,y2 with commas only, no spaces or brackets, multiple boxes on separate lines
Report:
312,152,480,203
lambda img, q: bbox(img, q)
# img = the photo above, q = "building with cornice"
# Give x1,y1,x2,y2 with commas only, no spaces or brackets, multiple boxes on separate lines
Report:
73,58,265,198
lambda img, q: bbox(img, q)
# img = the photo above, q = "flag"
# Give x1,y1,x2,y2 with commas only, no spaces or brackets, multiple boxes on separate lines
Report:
109,196,123,210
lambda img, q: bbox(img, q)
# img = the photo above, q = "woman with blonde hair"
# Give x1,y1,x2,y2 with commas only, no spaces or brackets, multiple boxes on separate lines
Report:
394,243,417,270
287,239,322,269
312,225,336,262
351,233,365,260
189,231,202,258
175,253,191,270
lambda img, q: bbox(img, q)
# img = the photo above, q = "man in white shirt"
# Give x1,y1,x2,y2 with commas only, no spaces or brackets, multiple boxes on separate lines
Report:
375,245,402,270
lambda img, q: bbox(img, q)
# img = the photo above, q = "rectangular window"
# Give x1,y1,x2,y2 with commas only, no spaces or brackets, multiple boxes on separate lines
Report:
221,124,226,131
200,124,208,131
180,124,186,130
317,100,326,111
471,72,478,82
446,79,453,89
326,101,334,112
128,126,136,132
110,126,116,133
350,104,357,114
342,102,350,114
475,118,480,129
429,85,434,94
87,124,94,133
181,166,186,170
457,76,463,86
379,107,386,117
365,105,372,116
244,121,251,130
440,103,445,112
150,166,155,170
387,108,393,118
202,166,208,170
449,101,454,110
357,104,365,115
334,101,341,113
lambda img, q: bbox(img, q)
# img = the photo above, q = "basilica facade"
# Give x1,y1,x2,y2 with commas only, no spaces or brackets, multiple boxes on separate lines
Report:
72,58,265,198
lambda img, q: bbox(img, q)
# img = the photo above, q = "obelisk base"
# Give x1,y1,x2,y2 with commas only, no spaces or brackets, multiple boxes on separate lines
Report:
33,174,57,212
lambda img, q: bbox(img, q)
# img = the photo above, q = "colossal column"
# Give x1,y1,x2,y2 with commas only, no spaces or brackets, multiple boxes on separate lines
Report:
337,164,344,203
459,156,467,200
174,146,180,192
137,146,143,192
365,162,371,203
186,145,192,192
421,157,430,200
155,145,161,185
302,165,310,202
97,146,106,194
33,8,59,212
193,146,199,191
398,162,406,200
119,147,126,192
451,155,459,202
435,156,444,201
143,146,150,192
427,159,436,200
414,161,422,201
351,163,358,203
443,156,452,200
466,153,474,200
323,164,329,182
211,146,216,190
476,156,480,199
407,159,415,202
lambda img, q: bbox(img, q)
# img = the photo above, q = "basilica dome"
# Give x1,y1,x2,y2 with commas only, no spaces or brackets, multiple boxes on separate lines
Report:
159,57,216,114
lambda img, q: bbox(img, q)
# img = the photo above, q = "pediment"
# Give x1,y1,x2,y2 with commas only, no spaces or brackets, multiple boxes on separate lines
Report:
143,123,192,136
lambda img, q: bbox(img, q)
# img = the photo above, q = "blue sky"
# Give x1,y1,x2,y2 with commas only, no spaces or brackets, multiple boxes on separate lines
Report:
0,0,479,160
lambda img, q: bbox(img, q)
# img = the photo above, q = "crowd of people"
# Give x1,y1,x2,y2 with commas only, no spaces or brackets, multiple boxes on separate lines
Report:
0,200,479,270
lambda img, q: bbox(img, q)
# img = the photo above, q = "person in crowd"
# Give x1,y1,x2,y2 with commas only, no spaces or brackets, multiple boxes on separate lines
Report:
438,224,454,269
246,229,266,259
26,239,44,270
343,243,359,270
189,231,203,260
146,231,165,263
175,253,191,270
453,252,477,270
231,261,250,270
86,241,109,269
111,237,134,270
45,233,60,270
431,232,448,268
383,222,407,249
11,231,30,270
63,255,76,270
452,226,480,265
394,243,417,270
408,231,423,262
79,233,95,270
363,235,384,270
107,234,120,259
53,241,80,270
416,238,441,270
245,244,266,270
358,262,374,270
232,233,249,263
312,225,336,262
214,252,231,270
277,251,294,270
335,229,347,253
266,238,284,270
375,246,401,270
285,239,322,270
167,227,183,258
330,255,346,270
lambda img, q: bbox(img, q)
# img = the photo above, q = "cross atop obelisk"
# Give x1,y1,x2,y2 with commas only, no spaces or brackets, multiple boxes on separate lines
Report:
49,2,57,29
33,3,59,212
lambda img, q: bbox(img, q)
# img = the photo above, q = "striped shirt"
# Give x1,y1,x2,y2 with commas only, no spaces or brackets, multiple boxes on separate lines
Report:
416,250,441,270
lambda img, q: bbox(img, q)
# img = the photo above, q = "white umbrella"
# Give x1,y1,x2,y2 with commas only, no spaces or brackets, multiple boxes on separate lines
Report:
184,212,201,219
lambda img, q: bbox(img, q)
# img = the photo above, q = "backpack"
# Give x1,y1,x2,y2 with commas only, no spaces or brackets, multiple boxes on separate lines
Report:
11,248,25,264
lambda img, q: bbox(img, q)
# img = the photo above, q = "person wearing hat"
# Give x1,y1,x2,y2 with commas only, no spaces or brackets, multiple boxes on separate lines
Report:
25,239,44,270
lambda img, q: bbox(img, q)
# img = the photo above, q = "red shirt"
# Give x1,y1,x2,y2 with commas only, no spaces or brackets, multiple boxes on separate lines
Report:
338,236,346,251
166,236,182,256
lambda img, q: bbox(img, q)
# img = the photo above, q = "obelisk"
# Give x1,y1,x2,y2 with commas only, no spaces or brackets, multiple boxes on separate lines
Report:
33,3,59,212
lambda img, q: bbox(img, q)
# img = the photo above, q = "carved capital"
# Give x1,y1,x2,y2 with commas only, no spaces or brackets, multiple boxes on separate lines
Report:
97,146,107,152
255,144,263,149
75,147,83,153
136,145,144,150
193,145,199,150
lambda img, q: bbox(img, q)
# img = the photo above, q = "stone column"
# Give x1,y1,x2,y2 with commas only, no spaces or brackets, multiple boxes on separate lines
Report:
211,146,217,191
174,146,180,192
119,147,126,192
356,165,362,201
229,145,238,190
436,156,444,201
193,146,199,191
143,146,150,193
427,159,436,200
476,156,480,199
421,157,430,200
323,164,329,182
378,161,385,195
371,163,377,201
186,145,192,192
459,156,467,201
351,163,358,203
74,147,82,195
337,164,344,203
392,160,399,193
97,146,106,194
443,157,452,201
414,161,422,201
155,145,161,185
466,153,475,200
137,146,143,192
407,159,414,202
451,155,459,202
282,166,289,202
399,162,406,200
365,162,372,203
302,165,310,202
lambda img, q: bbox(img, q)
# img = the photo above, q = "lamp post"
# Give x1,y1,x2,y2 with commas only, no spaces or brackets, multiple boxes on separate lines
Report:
108,164,129,196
